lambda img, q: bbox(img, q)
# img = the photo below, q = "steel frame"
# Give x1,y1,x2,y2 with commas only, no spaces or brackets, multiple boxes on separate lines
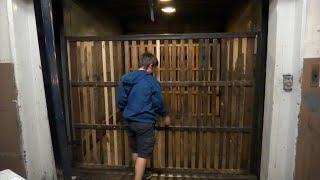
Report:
66,32,258,41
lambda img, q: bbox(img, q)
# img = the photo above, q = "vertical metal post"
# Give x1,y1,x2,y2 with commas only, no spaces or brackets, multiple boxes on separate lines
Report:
33,0,72,179
250,0,269,178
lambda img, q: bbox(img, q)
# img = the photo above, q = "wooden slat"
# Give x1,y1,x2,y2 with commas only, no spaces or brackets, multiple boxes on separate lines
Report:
101,41,111,165
147,40,154,54
83,42,92,162
219,39,228,169
204,39,211,169
109,41,119,165
87,42,98,163
156,40,161,81
154,41,163,168
131,41,138,69
188,39,197,169
229,38,239,169
225,39,232,169
211,39,219,169
77,42,85,162
176,40,183,169
69,42,81,161
182,40,193,168
236,38,244,169
168,40,177,168
198,39,205,169
240,38,247,169
123,41,131,166
116,41,124,165
124,41,130,73
163,40,170,168
243,38,255,170
94,41,104,163
139,40,145,57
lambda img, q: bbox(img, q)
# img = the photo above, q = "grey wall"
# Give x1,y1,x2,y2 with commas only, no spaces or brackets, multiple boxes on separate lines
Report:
64,0,123,36
0,0,57,179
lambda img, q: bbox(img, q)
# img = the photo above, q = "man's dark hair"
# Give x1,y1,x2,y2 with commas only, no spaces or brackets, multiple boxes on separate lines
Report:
139,52,159,69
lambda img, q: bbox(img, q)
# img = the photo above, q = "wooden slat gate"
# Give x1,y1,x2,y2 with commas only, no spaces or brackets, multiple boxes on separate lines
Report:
66,33,261,178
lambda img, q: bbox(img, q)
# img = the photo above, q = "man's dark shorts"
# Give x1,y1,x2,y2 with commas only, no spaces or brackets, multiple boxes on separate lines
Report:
127,122,155,159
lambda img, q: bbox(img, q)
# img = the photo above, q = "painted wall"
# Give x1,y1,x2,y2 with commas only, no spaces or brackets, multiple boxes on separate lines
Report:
0,0,57,179
225,0,262,32
303,0,320,58
0,0,12,63
64,0,122,36
261,0,306,179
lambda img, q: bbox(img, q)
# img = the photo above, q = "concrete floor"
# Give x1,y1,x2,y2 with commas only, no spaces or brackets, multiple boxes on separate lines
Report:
72,170,257,180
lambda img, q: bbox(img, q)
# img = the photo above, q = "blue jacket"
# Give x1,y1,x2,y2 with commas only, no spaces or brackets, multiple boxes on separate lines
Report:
117,70,167,123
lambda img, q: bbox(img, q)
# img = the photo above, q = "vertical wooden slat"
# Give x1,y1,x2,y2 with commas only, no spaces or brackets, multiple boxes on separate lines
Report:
198,39,205,169
131,41,138,69
116,41,124,165
229,38,238,169
109,41,119,165
101,41,111,165
177,40,184,169
94,41,104,163
87,41,98,163
186,39,193,169
78,42,85,162
239,38,247,169
69,42,81,161
147,40,154,54
219,39,228,169
188,40,197,169
79,42,85,162
244,38,255,170
204,39,211,169
153,59,159,170
225,39,232,169
168,40,177,168
210,39,216,169
163,40,170,168
214,39,221,169
124,41,130,73
236,38,243,169
80,42,91,163
139,40,145,57
156,40,161,81
123,41,130,166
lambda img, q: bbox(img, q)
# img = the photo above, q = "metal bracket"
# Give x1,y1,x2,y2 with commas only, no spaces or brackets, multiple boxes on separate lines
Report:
283,74,293,92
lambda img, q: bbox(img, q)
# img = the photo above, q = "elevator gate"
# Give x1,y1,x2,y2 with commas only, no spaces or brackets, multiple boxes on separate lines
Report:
66,33,261,179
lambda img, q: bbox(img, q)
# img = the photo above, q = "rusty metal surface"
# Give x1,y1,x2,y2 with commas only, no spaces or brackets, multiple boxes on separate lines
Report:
295,58,320,180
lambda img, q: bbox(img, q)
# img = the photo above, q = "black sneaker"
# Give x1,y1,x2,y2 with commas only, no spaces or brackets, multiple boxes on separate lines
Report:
142,172,153,180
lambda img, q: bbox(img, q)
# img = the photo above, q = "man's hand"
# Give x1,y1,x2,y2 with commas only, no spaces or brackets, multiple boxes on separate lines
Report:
164,115,171,126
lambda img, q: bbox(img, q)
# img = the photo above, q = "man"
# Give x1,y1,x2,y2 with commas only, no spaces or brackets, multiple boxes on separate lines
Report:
117,52,171,180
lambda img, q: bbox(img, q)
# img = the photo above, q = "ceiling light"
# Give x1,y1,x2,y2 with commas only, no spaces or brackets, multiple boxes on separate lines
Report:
161,7,176,13
160,0,172,2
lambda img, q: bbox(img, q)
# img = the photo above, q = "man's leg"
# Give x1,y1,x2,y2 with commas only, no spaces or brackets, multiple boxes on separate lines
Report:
134,157,147,180
132,153,138,163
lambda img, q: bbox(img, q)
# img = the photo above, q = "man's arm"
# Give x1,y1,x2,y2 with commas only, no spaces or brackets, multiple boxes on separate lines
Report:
116,81,128,111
